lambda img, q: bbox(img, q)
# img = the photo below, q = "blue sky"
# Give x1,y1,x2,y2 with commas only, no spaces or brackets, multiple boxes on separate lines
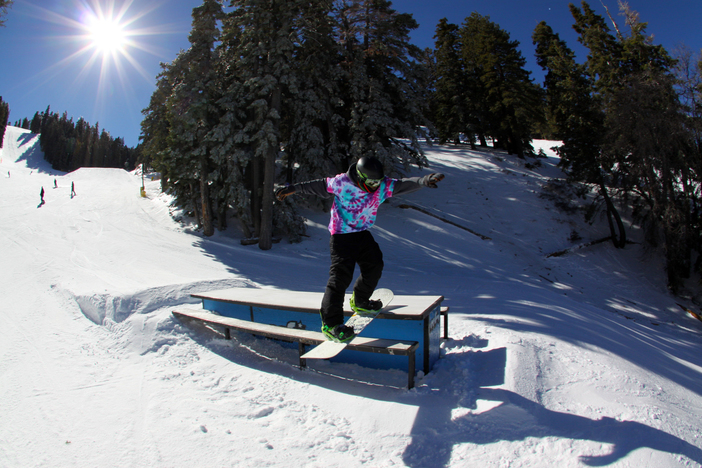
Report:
1,0,700,148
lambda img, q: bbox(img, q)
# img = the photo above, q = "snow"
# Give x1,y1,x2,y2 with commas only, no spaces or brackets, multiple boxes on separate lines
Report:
1,125,701,467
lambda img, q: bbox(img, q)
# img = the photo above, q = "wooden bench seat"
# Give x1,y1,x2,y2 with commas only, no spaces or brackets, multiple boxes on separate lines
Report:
173,309,420,389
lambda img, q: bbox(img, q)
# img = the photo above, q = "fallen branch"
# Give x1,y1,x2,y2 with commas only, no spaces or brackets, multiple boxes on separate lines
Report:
397,204,491,240
241,237,281,246
676,303,702,323
546,236,613,258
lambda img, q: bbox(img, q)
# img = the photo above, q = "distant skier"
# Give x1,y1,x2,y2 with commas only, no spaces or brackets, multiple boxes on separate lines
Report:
54,179,57,189
39,186,45,207
70,182,76,198
275,156,444,342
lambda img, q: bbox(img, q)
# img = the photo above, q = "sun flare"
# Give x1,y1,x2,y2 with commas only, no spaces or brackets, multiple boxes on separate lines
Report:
24,0,173,120
88,17,127,54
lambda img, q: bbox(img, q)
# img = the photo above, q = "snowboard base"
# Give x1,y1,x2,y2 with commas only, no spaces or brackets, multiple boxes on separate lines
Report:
302,288,394,360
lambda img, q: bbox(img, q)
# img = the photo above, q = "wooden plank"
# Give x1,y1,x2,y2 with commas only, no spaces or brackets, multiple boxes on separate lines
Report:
173,309,417,355
192,289,324,314
174,309,325,345
192,287,443,320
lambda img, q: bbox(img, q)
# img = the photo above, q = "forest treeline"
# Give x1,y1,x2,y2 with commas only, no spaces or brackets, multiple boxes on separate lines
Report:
139,0,431,249
0,96,9,149
532,3,702,291
141,0,700,290
10,107,139,172
2,0,701,291
432,1,702,290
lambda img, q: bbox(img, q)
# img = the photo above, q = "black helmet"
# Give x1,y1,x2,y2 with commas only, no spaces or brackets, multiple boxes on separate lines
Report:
356,156,384,180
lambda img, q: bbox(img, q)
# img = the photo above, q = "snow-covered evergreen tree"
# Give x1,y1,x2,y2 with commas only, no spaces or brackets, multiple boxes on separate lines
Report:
0,96,9,149
142,0,223,235
222,0,300,249
432,18,467,145
161,54,204,222
282,0,344,182
460,12,540,157
176,0,223,236
140,63,174,192
335,0,429,173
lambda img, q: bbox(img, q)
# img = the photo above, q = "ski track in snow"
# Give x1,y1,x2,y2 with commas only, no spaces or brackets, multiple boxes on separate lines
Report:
1,126,701,467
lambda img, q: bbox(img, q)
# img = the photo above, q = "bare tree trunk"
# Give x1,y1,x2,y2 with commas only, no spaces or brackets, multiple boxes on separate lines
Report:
259,87,281,251
251,157,261,237
599,179,626,249
238,208,253,238
217,200,228,231
200,150,214,237
191,182,202,229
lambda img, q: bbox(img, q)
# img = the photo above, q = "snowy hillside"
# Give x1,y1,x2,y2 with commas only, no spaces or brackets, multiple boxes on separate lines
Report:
1,125,701,467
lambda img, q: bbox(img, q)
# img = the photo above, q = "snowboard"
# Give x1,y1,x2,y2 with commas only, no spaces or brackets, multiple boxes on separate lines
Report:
302,288,394,360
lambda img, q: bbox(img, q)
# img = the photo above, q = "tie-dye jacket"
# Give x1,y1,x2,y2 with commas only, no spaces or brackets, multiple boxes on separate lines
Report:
324,173,395,234
292,164,426,235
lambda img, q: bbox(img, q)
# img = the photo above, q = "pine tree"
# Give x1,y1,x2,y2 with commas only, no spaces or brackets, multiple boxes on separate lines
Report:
140,63,176,192
162,53,206,225
672,46,702,152
533,18,626,249
30,112,42,133
541,1,700,291
209,7,250,235
163,0,223,236
0,96,9,149
282,0,343,181
335,0,430,171
533,22,579,138
223,0,299,250
569,1,622,95
273,0,339,239
0,0,12,28
459,13,541,156
540,3,629,249
601,3,693,290
432,18,466,145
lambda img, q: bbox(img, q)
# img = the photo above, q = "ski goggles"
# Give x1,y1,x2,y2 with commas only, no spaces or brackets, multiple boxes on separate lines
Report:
357,169,383,190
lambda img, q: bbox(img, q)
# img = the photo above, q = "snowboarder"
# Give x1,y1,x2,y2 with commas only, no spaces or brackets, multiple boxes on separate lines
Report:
275,156,444,342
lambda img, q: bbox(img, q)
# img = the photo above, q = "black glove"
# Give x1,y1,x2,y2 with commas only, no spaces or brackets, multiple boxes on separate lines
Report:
421,173,445,188
275,185,296,201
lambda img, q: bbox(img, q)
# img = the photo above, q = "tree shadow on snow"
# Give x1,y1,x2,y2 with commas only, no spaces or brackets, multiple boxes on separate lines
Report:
402,346,702,467
468,288,702,399
14,132,56,174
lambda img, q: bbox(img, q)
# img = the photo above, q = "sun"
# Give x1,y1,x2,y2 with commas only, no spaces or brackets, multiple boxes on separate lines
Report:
80,1,134,58
88,17,127,54
22,0,172,123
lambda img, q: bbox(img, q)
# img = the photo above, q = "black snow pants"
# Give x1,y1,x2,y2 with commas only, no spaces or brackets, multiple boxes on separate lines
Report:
320,230,384,327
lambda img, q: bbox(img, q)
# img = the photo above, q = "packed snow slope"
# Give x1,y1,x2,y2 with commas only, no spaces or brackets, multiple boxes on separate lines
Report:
1,125,701,467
